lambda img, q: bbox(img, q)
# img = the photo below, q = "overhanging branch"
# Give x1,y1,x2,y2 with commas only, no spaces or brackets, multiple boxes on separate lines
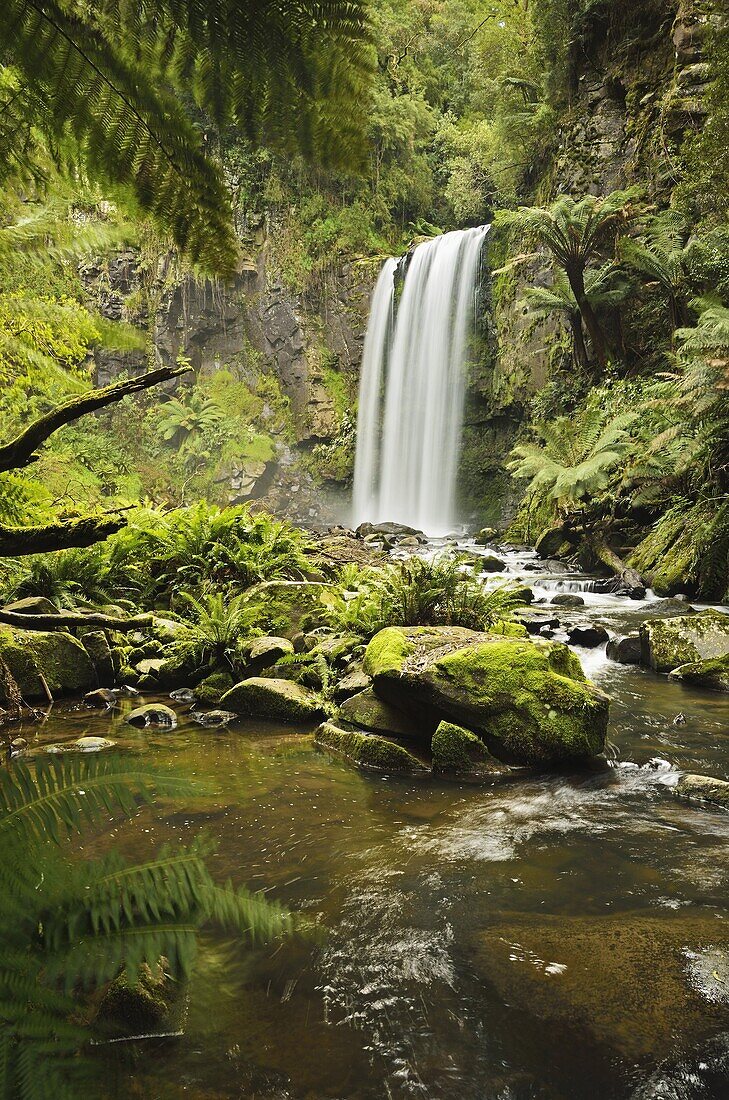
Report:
0,363,191,474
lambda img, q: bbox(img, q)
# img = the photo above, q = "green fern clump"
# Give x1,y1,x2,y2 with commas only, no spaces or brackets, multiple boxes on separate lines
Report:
0,753,293,1099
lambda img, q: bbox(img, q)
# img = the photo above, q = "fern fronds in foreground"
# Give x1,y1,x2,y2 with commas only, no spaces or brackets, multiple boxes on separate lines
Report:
0,754,294,1100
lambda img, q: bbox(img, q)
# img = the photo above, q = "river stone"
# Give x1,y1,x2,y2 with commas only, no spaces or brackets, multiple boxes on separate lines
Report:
191,709,238,728
74,736,116,752
675,773,729,809
2,596,59,615
431,721,501,776
606,634,642,664
332,669,371,702
315,720,428,774
135,658,165,677
639,609,729,673
84,687,118,708
479,554,506,573
220,677,325,722
338,687,421,738
474,527,497,545
0,627,95,699
126,703,178,729
475,912,728,1061
668,654,729,693
241,635,294,670
550,593,585,608
566,623,610,648
363,626,609,765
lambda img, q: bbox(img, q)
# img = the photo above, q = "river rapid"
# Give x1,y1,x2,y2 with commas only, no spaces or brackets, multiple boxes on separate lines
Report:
20,542,729,1100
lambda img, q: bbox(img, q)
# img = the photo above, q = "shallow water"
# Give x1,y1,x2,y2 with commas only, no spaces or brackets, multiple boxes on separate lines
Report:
15,549,729,1100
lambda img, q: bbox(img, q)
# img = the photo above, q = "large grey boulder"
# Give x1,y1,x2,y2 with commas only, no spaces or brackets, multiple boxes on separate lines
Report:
640,609,729,673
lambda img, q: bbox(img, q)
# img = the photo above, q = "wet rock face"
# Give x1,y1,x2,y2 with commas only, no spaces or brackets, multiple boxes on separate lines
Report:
0,628,95,700
363,625,609,766
606,634,642,665
676,773,729,809
640,610,729,673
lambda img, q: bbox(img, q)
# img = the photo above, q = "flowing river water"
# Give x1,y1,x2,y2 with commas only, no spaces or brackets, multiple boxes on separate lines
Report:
20,544,729,1100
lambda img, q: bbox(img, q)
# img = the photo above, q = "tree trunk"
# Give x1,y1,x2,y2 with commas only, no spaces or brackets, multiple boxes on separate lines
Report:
0,515,125,557
0,363,191,473
570,311,589,369
567,264,608,370
0,610,154,631
587,534,646,598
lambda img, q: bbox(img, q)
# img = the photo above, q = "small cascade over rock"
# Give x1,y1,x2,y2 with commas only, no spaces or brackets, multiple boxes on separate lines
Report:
352,226,489,534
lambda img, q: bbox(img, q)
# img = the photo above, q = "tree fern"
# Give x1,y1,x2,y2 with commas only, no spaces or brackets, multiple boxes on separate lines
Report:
508,406,636,512
0,753,293,1099
0,1,371,274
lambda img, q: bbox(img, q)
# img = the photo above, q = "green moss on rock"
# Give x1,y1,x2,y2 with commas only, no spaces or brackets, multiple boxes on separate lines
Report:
668,654,729,693
640,610,729,673
366,626,608,766
194,670,235,704
0,628,95,698
338,687,421,738
315,720,428,774
220,677,325,722
431,721,497,774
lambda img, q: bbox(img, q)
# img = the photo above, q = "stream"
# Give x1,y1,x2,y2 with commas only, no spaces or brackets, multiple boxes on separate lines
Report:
18,543,729,1099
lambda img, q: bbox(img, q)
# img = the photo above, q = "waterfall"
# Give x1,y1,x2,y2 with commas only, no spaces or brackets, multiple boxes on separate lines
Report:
352,226,488,534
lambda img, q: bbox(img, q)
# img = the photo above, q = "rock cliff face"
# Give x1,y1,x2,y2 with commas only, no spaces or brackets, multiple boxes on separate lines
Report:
83,224,376,525
460,0,712,528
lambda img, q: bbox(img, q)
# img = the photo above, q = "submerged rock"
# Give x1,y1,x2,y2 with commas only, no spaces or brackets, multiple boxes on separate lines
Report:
97,961,176,1038
640,609,729,673
363,626,609,766
675,773,729,809
606,634,642,664
315,720,428,774
668,654,729,693
220,677,325,722
191,709,237,728
73,736,116,752
84,687,118,708
126,703,178,729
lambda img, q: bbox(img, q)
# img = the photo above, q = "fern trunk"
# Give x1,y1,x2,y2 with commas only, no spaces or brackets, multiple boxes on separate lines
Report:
566,263,608,369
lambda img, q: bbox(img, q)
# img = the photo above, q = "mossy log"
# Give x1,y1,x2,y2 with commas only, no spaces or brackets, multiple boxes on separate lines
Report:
0,364,191,474
0,609,153,631
0,515,126,557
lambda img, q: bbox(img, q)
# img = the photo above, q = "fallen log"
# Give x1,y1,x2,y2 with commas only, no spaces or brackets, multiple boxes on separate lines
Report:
0,610,153,631
587,535,646,598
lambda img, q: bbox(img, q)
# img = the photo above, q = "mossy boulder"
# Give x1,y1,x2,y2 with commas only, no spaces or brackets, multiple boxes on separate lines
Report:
3,596,59,615
431,721,500,775
668,653,729,692
639,610,729,673
315,720,428,774
194,670,235,705
220,677,325,723
239,635,294,672
338,687,421,738
675,773,729,809
364,626,608,766
245,580,334,635
80,630,115,686
0,627,94,699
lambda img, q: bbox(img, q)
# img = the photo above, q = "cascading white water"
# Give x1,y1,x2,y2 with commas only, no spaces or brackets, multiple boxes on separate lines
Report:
352,226,488,534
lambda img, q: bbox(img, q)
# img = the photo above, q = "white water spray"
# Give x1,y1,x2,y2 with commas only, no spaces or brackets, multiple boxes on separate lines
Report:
352,226,488,533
